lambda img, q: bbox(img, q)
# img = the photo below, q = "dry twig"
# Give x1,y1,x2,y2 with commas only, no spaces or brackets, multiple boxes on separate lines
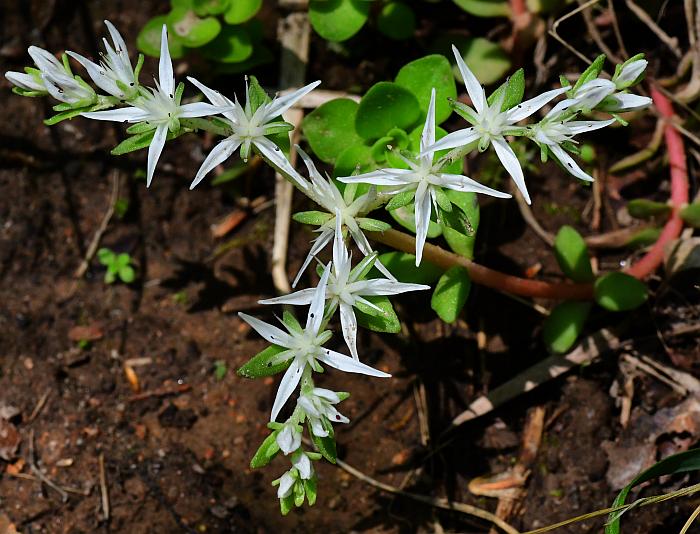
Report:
98,453,109,521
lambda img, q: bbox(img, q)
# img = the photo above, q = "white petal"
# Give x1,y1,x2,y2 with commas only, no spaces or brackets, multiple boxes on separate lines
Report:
28,46,64,76
420,87,437,158
266,80,321,118
413,183,432,266
187,76,234,107
332,213,350,276
259,288,315,306
81,107,150,122
601,93,652,112
191,137,241,189
276,425,300,455
238,312,293,347
67,51,120,96
146,124,168,187
104,20,129,56
550,144,594,182
318,349,391,377
565,119,615,135
338,169,412,186
253,137,308,192
306,262,331,334
180,102,230,118
439,173,511,198
573,79,616,109
158,25,174,97
312,388,340,403
309,417,328,437
354,279,429,296
277,472,295,498
325,405,349,424
5,71,44,92
506,87,568,122
491,136,530,204
544,98,579,121
616,59,647,86
292,452,313,480
271,358,305,422
452,44,485,113
422,127,479,156
292,229,333,288
339,303,359,360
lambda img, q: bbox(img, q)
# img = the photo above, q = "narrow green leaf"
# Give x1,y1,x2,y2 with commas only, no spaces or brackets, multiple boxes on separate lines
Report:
431,266,471,323
487,68,525,111
681,202,700,228
627,199,671,220
385,190,416,211
355,296,401,333
572,53,606,94
452,0,511,17
250,431,280,468
554,225,594,282
292,211,333,226
357,218,391,232
594,272,648,311
237,345,290,378
309,423,337,463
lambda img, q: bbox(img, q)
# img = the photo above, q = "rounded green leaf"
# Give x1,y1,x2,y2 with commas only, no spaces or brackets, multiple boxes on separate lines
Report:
396,55,457,124
224,0,262,24
431,266,472,323
454,37,511,85
200,25,253,63
452,0,511,17
389,204,442,238
137,16,187,58
441,190,480,259
309,0,370,42
554,225,594,283
377,2,416,40
167,8,221,48
594,272,648,311
193,0,230,15
215,42,273,74
302,98,363,163
378,251,443,285
333,144,375,178
119,265,136,284
543,301,592,354
356,82,420,140
680,202,700,228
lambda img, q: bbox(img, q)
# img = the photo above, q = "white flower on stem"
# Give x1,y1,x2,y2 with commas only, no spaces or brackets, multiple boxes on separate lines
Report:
276,422,302,455
81,26,228,186
239,265,390,422
67,20,138,100
186,75,320,190
5,69,46,93
25,46,96,104
597,92,652,113
276,470,296,499
423,45,566,204
290,148,392,286
569,78,616,111
612,57,647,90
297,388,349,438
340,88,509,265
261,214,428,359
531,105,615,182
291,450,313,480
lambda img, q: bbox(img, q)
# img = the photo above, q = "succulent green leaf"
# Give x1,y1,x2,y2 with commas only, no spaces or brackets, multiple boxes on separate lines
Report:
389,204,442,238
627,199,671,220
355,295,401,333
118,265,136,283
200,24,253,63
452,0,511,17
625,227,661,248
193,0,230,15
357,218,391,232
441,190,480,258
224,0,262,23
487,68,525,111
97,248,115,264
377,2,416,40
431,266,471,323
378,251,443,284
333,144,375,178
167,8,221,48
215,41,273,74
542,301,592,354
385,190,416,211
355,82,420,140
308,0,370,42
250,431,280,468
309,423,337,463
138,16,186,58
304,476,318,506
302,98,363,163
453,37,511,85
237,344,291,378
44,106,93,126
680,202,700,228
395,55,457,124
594,272,648,311
572,54,606,94
292,211,333,226
553,225,594,282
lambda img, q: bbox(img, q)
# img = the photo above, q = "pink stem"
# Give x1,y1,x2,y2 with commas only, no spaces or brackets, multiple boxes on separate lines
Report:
625,86,689,279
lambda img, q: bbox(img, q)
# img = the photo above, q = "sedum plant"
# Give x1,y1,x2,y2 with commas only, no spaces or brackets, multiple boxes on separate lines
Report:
6,19,651,514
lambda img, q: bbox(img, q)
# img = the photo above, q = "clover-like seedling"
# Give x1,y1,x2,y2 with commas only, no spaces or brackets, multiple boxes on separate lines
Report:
97,248,136,284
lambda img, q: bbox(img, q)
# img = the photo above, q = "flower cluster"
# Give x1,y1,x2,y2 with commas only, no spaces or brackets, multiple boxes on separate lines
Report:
6,21,651,514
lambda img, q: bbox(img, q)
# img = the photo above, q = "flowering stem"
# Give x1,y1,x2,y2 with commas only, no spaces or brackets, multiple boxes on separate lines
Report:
624,86,689,279
367,228,594,300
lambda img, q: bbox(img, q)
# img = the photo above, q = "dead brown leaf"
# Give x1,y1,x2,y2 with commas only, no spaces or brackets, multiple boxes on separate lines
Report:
0,419,21,461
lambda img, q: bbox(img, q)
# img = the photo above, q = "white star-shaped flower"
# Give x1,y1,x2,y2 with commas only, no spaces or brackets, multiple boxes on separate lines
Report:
297,388,349,438
67,20,139,100
239,265,390,422
290,148,393,286
423,45,567,204
186,75,320,190
340,88,510,265
81,26,228,186
261,214,428,358
21,46,96,104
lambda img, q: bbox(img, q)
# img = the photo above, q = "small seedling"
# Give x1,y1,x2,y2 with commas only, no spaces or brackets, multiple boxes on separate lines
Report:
97,248,136,284
214,360,228,381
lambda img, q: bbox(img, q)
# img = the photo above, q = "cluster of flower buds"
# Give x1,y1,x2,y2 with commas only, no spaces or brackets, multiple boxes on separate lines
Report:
6,20,651,513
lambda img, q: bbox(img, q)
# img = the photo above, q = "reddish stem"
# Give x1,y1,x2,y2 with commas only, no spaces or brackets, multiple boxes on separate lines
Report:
625,86,689,279
510,0,527,17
